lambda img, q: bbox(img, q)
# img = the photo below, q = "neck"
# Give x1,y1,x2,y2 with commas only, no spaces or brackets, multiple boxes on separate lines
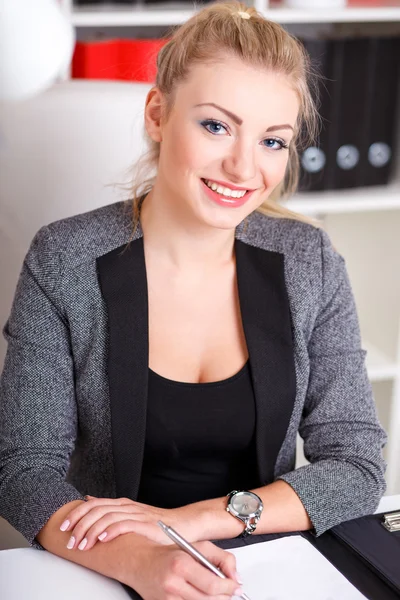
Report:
139,187,238,273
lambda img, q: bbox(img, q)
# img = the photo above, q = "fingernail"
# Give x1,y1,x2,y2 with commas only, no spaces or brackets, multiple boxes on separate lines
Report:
66,536,75,550
234,588,243,597
60,520,70,531
235,572,244,584
78,538,87,550
98,532,107,541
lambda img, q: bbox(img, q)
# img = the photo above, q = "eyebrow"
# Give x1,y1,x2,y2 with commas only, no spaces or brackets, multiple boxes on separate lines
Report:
194,102,294,133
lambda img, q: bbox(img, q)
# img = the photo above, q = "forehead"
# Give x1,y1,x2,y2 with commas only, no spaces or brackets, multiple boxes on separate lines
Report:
174,55,300,126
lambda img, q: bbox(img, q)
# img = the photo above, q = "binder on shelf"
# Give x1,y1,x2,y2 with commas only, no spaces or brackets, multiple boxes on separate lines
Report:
327,37,371,190
362,36,400,188
298,38,337,192
298,35,400,192
72,38,170,83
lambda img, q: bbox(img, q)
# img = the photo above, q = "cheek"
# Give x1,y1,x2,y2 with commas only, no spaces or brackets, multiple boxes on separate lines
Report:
163,124,208,172
263,153,290,185
166,125,224,174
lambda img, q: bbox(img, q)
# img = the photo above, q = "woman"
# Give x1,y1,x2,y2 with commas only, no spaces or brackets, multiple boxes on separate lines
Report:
0,1,386,598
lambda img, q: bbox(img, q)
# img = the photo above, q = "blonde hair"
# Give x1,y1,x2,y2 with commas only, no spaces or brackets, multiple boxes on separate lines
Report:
126,0,321,230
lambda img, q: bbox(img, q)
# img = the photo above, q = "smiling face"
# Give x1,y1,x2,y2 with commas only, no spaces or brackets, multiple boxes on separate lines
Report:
145,54,300,230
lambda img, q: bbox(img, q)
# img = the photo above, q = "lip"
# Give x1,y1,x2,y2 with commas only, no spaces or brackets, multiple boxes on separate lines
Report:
201,178,255,209
203,178,252,192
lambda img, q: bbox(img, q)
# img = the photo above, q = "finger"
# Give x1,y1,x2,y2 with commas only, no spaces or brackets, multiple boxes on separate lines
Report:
168,579,236,600
171,552,241,599
77,512,150,551
195,541,238,581
66,505,139,550
86,496,136,507
99,519,174,546
211,546,240,584
60,498,126,533
191,563,241,599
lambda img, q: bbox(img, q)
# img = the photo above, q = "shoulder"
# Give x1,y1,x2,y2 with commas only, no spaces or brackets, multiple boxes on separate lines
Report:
239,209,334,263
240,211,346,307
26,200,133,274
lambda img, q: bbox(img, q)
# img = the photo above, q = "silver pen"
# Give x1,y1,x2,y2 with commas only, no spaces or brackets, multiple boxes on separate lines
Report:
157,521,251,600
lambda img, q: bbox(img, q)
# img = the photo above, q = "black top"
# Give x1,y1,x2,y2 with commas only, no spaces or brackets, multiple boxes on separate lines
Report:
137,360,259,508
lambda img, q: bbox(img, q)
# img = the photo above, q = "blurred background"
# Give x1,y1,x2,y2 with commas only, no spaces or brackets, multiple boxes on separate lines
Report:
0,0,400,548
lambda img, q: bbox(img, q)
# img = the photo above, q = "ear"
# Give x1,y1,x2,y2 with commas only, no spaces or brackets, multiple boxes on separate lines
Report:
144,86,164,143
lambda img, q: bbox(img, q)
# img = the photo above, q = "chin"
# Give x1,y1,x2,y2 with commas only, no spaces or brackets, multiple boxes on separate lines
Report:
197,205,253,231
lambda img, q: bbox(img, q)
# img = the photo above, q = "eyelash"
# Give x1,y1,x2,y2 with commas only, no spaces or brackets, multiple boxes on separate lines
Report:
200,119,289,151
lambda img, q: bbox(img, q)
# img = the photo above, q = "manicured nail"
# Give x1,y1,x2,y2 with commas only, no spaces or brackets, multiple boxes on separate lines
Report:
60,520,70,531
233,589,243,598
78,538,87,550
66,536,75,550
98,532,107,541
235,572,244,584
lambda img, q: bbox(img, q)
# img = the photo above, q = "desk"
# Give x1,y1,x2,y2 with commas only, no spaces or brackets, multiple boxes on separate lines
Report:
1,495,400,600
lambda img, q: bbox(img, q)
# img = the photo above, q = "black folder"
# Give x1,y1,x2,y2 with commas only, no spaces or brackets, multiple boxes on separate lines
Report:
123,515,400,600
218,519,400,600
219,516,400,600
305,511,400,600
298,38,337,192
299,35,400,192
362,36,400,188
328,37,372,190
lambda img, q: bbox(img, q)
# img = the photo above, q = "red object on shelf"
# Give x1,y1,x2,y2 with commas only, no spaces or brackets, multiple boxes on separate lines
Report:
72,39,170,83
347,0,400,5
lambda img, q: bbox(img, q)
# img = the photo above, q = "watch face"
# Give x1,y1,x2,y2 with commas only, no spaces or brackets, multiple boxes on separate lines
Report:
231,492,260,516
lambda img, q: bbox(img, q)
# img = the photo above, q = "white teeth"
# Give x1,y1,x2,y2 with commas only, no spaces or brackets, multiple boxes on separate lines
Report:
204,179,247,198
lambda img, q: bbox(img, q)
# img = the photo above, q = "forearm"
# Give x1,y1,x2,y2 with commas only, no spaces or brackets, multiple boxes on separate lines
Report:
193,480,312,541
36,500,154,587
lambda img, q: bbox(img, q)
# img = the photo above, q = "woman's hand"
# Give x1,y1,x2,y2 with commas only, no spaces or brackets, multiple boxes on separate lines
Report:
130,539,243,600
60,496,201,551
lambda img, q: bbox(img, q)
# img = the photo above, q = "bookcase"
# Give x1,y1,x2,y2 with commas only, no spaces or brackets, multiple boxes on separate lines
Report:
58,1,400,493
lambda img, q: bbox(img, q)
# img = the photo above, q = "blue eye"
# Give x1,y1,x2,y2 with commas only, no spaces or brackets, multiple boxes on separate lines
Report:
200,119,289,151
262,138,289,151
201,119,228,135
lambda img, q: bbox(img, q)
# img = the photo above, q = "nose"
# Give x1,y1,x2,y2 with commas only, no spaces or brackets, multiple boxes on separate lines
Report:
222,138,257,184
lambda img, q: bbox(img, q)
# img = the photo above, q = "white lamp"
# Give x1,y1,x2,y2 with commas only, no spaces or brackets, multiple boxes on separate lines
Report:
0,0,75,102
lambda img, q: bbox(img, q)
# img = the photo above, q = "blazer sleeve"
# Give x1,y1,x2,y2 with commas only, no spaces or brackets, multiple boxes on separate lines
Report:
0,226,85,549
278,227,387,536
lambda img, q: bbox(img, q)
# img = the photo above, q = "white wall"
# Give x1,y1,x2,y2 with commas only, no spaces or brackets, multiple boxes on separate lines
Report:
0,79,151,367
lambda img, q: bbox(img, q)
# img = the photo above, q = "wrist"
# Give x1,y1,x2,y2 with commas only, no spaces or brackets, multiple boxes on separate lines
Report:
195,495,245,541
117,534,158,587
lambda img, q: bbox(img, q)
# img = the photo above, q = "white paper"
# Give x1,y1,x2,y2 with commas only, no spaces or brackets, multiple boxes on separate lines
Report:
0,548,130,599
229,535,367,600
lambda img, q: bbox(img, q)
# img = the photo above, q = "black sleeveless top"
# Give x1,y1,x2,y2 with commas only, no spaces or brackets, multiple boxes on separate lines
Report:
136,360,259,508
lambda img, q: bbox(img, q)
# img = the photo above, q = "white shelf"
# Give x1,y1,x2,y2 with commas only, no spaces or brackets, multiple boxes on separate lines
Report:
72,3,195,27
265,4,400,24
71,3,400,27
282,183,400,216
364,341,399,382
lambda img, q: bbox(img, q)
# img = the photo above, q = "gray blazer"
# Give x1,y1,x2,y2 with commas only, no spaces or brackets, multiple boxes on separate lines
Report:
0,200,387,549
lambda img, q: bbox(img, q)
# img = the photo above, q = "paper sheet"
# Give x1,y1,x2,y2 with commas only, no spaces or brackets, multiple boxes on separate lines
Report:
229,535,367,600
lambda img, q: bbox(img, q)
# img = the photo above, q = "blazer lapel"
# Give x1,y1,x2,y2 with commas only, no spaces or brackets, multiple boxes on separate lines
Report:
97,235,148,500
97,220,297,499
235,238,297,486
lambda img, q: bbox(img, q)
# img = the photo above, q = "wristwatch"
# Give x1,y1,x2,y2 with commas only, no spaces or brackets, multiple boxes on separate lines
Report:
226,490,263,537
